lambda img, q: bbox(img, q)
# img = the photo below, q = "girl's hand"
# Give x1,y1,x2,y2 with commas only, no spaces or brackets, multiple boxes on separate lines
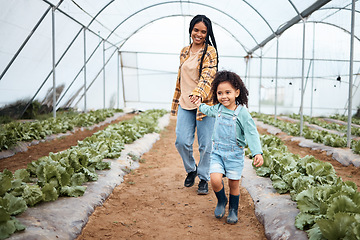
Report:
189,95,202,107
253,154,264,167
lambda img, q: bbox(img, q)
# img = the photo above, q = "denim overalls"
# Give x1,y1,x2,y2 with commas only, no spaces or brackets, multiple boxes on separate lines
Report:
209,104,244,180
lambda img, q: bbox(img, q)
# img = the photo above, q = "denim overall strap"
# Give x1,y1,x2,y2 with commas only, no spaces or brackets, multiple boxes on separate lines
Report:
213,105,241,148
233,105,242,118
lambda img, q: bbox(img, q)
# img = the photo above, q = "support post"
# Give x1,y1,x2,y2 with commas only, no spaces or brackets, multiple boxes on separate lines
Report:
117,49,120,109
51,7,56,118
275,37,279,120
259,48,263,113
347,0,355,148
120,52,126,108
83,27,87,112
310,23,316,118
300,19,306,136
103,40,106,109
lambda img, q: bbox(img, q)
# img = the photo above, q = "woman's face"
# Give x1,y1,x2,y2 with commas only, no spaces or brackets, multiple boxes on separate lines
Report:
191,21,207,47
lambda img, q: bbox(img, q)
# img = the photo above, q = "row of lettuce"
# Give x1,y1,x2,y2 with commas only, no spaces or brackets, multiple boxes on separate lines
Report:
251,112,360,155
288,113,360,137
246,134,360,240
0,109,123,151
330,113,360,126
0,109,168,239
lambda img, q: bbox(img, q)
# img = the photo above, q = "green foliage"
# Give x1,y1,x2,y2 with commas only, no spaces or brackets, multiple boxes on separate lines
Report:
253,112,359,155
351,140,360,154
0,109,118,151
0,108,168,238
0,217,25,240
330,113,360,125
257,133,360,239
60,186,87,197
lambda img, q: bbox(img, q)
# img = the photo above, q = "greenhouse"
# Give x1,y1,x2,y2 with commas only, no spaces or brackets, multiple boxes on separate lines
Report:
0,0,360,239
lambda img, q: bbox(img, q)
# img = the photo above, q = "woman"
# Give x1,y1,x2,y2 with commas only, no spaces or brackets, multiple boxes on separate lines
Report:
171,15,218,195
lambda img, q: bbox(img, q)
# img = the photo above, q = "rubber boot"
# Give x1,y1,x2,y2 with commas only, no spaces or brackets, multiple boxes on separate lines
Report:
214,187,228,218
226,194,239,224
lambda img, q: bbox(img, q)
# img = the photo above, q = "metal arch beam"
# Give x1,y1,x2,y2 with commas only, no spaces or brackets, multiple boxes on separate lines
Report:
86,0,114,27
306,21,360,42
115,14,249,53
320,6,360,14
71,0,283,52
247,0,331,56
242,0,275,33
104,1,260,46
288,0,300,15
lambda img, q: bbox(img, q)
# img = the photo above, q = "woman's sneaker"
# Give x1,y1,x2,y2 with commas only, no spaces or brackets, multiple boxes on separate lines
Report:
197,180,209,195
184,166,197,187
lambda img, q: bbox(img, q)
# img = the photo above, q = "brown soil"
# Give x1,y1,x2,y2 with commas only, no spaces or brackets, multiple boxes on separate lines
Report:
77,116,266,240
1,114,359,239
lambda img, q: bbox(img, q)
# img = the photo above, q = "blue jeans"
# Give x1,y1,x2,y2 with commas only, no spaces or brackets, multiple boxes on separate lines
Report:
175,105,215,181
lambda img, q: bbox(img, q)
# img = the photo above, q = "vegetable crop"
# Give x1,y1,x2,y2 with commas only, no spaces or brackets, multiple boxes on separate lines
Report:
0,109,167,239
248,134,360,239
252,112,360,155
0,109,120,151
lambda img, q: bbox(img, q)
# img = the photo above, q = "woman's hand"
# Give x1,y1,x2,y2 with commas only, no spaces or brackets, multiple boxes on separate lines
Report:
253,154,264,167
189,95,202,107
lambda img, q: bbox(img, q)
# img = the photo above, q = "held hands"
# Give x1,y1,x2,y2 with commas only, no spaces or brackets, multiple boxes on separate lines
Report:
253,154,264,167
189,95,202,107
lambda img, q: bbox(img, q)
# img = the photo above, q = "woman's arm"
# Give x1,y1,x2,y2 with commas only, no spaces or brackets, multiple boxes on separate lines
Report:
190,46,218,101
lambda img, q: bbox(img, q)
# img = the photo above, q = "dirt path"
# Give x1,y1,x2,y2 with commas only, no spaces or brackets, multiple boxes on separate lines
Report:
77,117,267,240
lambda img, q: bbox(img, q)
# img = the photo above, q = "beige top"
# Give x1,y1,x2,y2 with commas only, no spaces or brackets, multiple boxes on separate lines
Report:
179,48,201,110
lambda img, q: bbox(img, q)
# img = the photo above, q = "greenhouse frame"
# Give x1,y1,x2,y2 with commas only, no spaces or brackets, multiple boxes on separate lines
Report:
0,0,359,145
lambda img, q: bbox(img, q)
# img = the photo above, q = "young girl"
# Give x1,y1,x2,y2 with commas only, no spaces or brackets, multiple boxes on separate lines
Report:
191,70,263,224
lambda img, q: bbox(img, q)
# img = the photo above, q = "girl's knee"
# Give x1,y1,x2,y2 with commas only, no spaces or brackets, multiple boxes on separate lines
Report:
210,173,224,191
228,179,240,195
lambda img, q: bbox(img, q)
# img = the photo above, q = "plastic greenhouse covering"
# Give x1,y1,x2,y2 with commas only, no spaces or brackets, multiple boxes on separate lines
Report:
0,0,359,118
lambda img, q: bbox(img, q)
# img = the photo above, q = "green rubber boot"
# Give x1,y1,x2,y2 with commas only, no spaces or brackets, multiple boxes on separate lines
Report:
226,194,239,224
214,187,228,218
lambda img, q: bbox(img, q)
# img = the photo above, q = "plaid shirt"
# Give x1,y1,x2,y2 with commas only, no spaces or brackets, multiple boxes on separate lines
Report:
171,44,218,121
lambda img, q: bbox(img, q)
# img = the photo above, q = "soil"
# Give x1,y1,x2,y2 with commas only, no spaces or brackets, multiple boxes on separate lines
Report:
1,114,359,239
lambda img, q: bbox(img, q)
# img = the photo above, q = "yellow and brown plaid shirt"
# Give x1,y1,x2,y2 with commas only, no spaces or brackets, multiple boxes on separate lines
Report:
171,44,218,121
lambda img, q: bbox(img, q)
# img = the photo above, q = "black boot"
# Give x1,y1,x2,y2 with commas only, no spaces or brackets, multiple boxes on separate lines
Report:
184,165,197,187
226,194,239,224
214,187,228,218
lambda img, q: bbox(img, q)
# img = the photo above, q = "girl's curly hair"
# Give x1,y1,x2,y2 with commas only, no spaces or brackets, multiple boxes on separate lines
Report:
210,70,249,107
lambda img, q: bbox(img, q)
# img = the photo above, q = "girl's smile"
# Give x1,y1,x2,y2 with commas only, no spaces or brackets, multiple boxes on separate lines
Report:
216,81,240,110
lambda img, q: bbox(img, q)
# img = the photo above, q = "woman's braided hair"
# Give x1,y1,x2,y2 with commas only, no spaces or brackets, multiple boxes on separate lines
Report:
189,15,218,77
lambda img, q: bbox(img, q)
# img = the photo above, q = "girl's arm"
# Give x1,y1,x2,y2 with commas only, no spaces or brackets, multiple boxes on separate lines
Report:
253,154,263,167
239,108,263,167
190,98,218,118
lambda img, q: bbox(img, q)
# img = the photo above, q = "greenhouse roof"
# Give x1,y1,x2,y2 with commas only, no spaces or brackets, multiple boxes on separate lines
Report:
35,0,358,55
0,0,359,117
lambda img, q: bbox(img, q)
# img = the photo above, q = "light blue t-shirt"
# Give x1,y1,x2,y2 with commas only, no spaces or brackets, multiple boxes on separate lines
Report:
199,103,263,157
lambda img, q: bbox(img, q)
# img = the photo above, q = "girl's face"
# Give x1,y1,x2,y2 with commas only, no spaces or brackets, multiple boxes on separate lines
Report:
191,21,207,47
216,81,240,110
